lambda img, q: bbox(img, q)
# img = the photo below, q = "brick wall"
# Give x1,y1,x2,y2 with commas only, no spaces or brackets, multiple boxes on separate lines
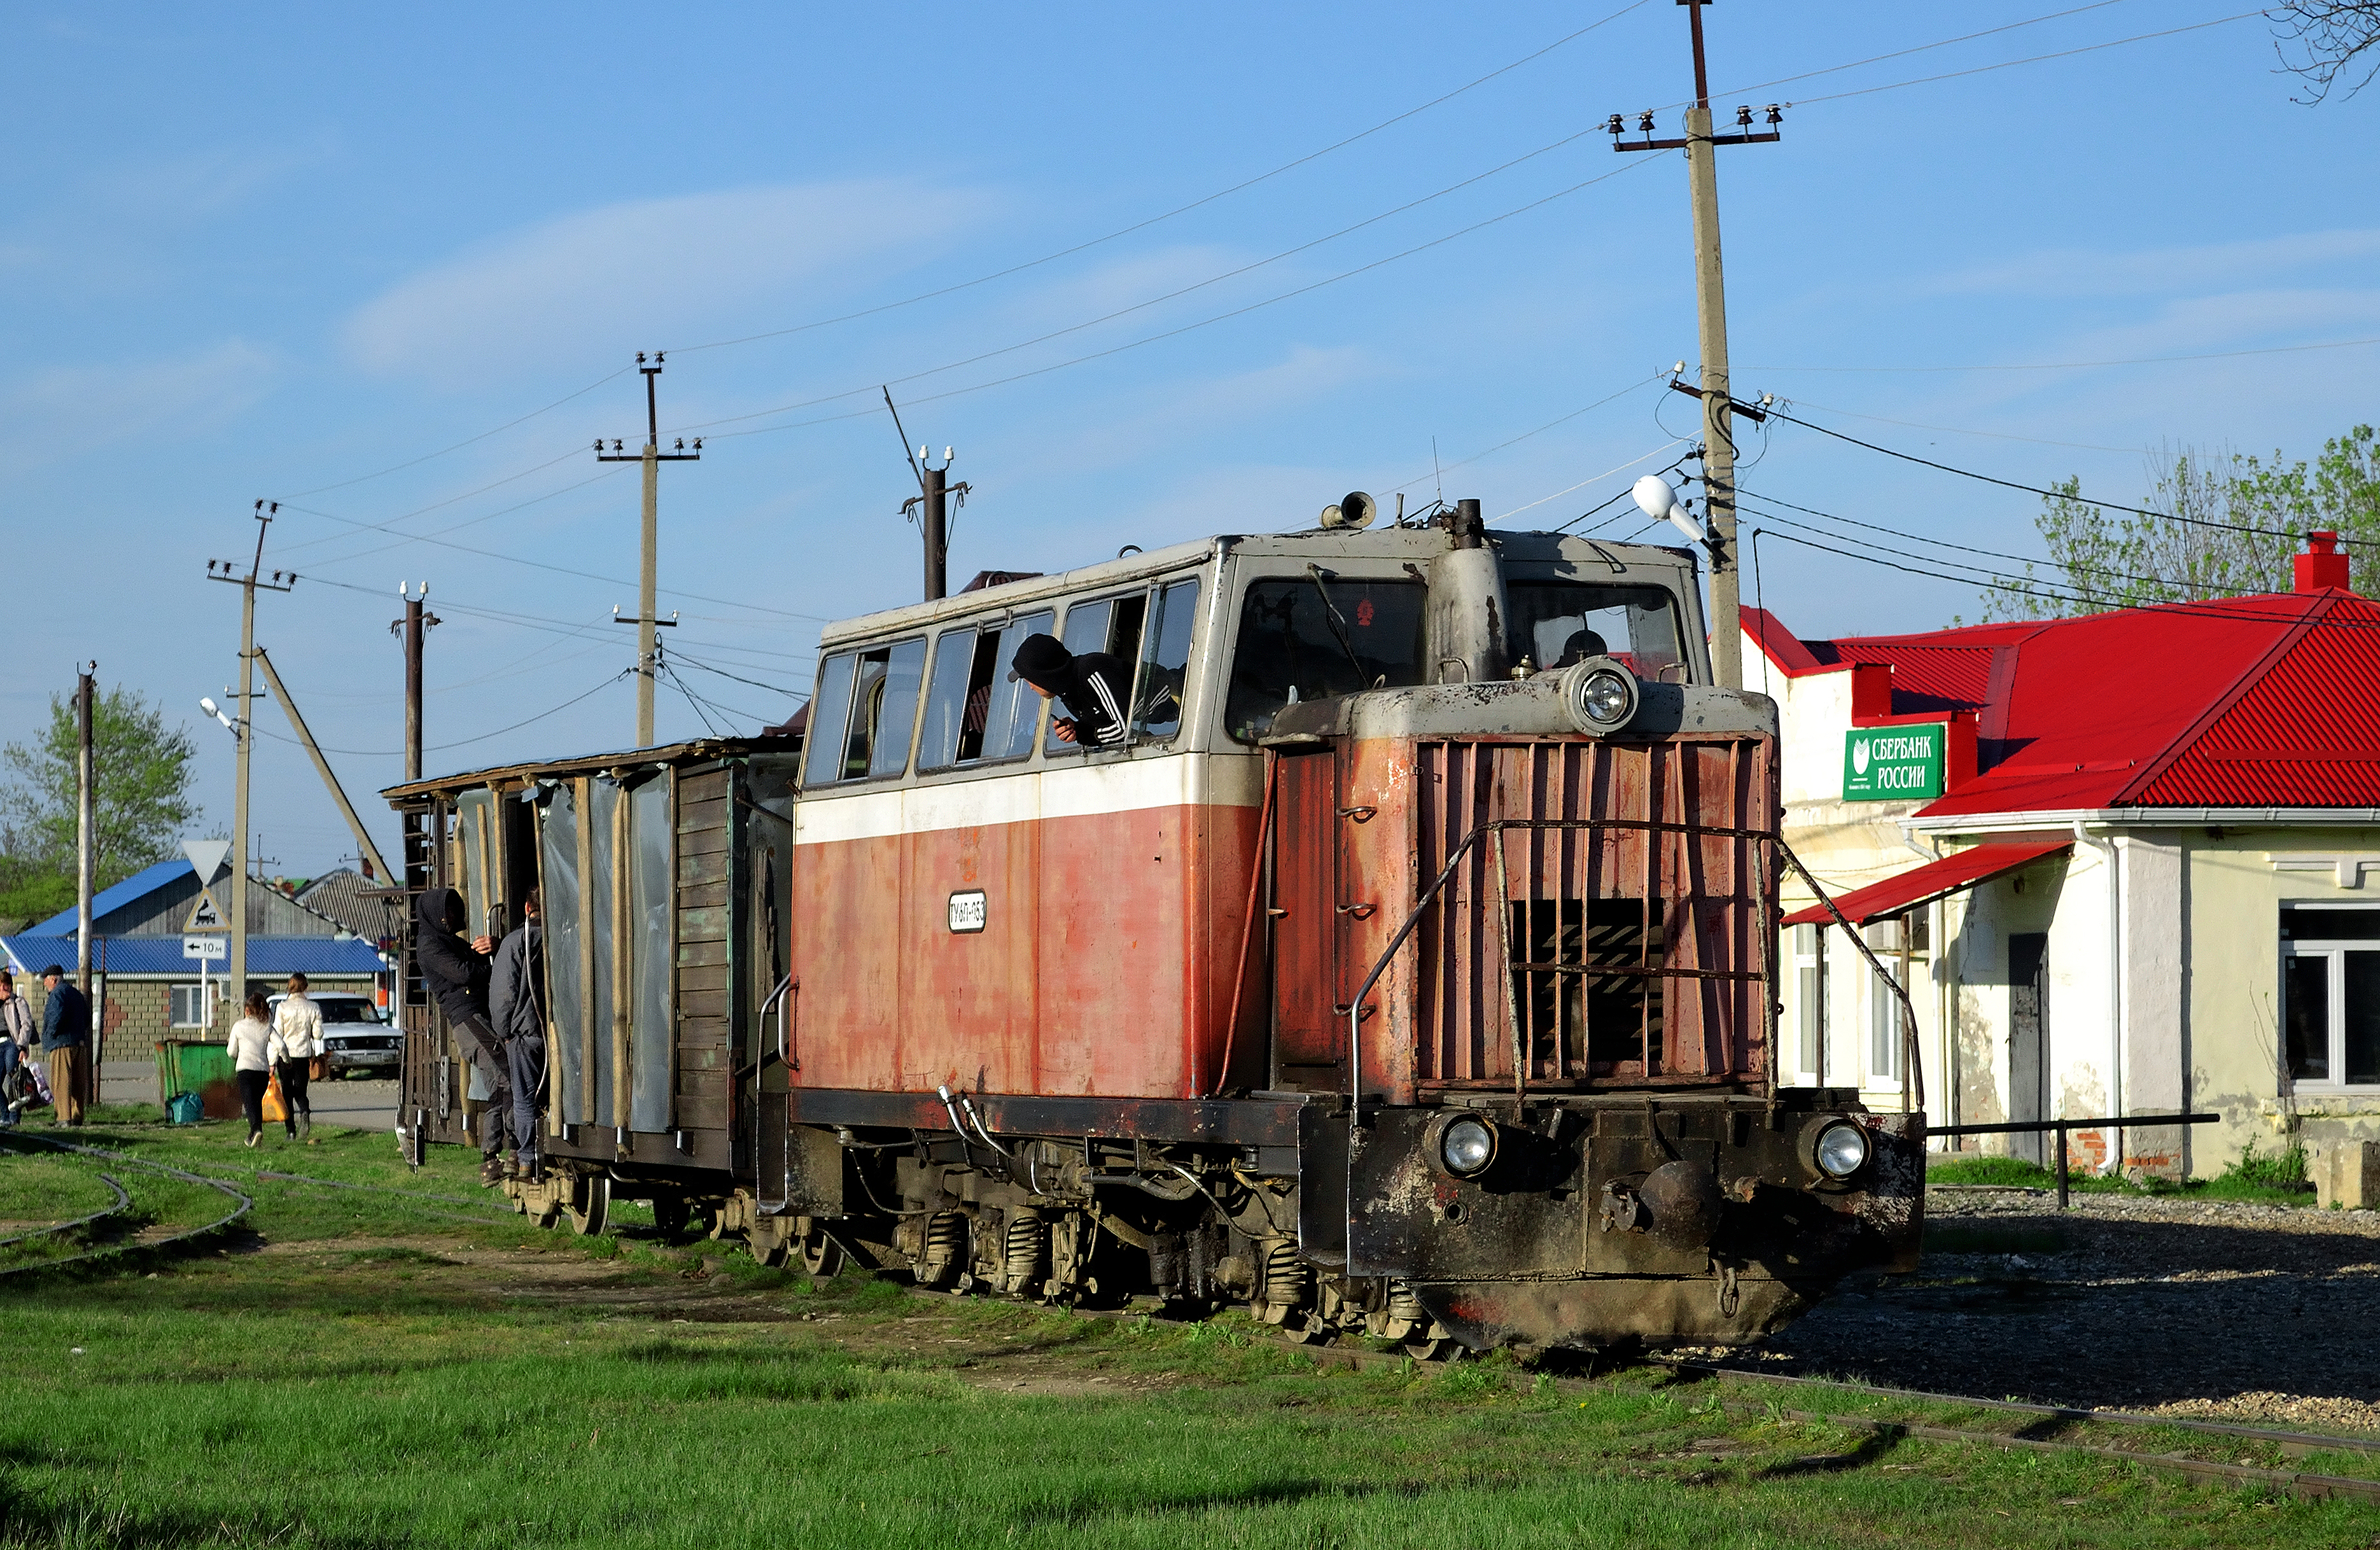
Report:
93,975,380,1057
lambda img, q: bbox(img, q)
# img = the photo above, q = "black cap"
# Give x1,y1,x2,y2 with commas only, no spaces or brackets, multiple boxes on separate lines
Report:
1007,632,1072,690
38,964,64,979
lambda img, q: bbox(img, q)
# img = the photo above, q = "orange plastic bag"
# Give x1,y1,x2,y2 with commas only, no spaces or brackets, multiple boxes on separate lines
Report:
262,1072,288,1124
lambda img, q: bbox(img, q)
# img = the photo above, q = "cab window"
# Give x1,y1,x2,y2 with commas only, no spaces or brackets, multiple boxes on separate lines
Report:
919,609,1054,771
1505,583,1687,682
1132,578,1201,741
802,638,927,784
1224,576,1427,744
1046,592,1148,754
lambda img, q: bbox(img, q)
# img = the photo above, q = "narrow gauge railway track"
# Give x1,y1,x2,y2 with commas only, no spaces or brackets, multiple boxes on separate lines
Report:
0,1133,251,1277
0,1168,130,1252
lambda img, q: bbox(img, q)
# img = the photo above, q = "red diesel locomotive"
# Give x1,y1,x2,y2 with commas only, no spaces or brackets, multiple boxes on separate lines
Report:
389,499,1922,1357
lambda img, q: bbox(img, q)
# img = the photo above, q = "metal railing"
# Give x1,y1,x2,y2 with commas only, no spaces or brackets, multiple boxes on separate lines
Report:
1933,1112,2220,1209
1343,816,1926,1138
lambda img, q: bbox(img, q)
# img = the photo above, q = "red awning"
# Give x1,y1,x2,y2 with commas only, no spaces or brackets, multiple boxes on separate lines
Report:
1782,840,2071,928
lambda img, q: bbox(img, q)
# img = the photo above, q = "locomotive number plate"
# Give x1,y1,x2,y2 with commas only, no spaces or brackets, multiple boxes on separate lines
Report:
948,890,987,933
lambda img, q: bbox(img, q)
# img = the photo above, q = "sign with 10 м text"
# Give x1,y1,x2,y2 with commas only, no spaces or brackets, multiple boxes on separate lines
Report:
1844,723,1946,801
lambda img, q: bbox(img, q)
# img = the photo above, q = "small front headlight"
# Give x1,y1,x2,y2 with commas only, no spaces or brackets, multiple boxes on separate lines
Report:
1580,669,1632,723
1813,1121,1870,1180
1439,1116,1497,1176
1558,657,1640,736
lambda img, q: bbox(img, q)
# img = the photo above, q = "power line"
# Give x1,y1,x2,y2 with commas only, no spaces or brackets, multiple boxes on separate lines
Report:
1765,407,2339,542
1749,524,2380,631
1700,0,2148,104
248,669,631,758
669,650,809,701
281,368,634,500
1492,439,1691,522
1736,489,2265,599
1385,375,1665,497
1773,8,2267,109
666,1,1653,358
697,154,1670,442
1744,335,2380,376
1767,398,2139,454
277,463,627,563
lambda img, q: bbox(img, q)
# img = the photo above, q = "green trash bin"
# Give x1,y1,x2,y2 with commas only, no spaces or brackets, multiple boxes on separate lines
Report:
155,1040,239,1121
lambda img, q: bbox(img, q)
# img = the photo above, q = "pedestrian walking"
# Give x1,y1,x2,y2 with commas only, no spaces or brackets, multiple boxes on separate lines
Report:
226,991,274,1149
0,970,34,1128
37,965,90,1126
270,972,323,1142
488,889,545,1181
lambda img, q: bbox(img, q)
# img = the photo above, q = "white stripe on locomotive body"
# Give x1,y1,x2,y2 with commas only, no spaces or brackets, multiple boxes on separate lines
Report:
794,751,1264,846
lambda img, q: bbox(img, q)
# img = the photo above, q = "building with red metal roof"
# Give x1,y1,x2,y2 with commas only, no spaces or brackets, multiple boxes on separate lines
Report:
1744,532,2379,1181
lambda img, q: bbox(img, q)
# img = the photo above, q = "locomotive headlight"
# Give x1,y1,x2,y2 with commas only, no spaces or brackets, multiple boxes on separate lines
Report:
1429,1114,1499,1178
1558,657,1639,736
1813,1121,1870,1180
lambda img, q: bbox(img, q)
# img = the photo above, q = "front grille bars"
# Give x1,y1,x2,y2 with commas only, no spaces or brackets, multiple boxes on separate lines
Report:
1342,819,1923,1145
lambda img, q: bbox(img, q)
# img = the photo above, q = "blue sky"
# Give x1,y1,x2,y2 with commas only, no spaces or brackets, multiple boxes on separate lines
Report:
4,2,2373,876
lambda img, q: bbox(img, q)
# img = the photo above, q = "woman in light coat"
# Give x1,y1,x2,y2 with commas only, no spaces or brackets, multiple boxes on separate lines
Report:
226,991,275,1148
270,973,323,1142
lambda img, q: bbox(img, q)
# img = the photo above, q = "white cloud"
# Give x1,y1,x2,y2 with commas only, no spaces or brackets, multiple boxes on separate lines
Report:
342,180,1001,378
0,339,277,461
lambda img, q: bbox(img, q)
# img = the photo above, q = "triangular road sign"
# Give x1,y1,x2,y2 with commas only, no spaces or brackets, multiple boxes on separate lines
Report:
184,890,227,932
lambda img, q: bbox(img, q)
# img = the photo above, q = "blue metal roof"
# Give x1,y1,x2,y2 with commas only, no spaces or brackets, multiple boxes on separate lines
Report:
1,935,388,977
29,858,195,935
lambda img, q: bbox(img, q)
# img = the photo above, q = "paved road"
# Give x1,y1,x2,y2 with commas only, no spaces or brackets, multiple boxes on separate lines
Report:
100,1060,400,1135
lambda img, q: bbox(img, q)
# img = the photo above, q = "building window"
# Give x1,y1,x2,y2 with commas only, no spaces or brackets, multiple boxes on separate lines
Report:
1864,910,1927,1087
2283,905,2380,1087
1792,924,1826,1081
170,984,211,1028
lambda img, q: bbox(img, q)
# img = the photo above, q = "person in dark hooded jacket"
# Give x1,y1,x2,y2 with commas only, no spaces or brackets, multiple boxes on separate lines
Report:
1009,632,1131,748
414,888,511,1185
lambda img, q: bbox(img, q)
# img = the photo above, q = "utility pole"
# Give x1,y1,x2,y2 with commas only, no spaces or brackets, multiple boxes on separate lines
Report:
598,354,700,747
1609,1,1782,690
391,583,438,781
885,389,969,603
206,502,294,1012
75,664,95,1097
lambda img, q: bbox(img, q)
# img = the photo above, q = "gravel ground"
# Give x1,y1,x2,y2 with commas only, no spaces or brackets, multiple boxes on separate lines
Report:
1693,1185,2380,1430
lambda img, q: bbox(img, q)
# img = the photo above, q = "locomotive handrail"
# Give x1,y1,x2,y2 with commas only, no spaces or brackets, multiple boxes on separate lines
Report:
760,974,794,1070
1772,839,1926,1116
1341,819,1913,1147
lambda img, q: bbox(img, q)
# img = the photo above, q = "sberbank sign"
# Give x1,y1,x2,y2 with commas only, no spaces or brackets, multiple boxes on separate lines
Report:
1844,723,1946,801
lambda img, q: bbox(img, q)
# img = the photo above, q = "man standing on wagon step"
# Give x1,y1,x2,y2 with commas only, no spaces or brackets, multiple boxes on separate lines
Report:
1009,633,1131,748
413,889,510,1186
488,889,545,1183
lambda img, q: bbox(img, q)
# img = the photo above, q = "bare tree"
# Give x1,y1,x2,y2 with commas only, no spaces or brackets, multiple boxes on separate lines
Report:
2273,1,2380,101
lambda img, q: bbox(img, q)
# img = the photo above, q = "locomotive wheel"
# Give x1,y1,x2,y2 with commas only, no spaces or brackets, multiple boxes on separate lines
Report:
534,1199,561,1231
564,1173,610,1237
1403,1336,1453,1362
799,1230,844,1278
651,1194,690,1240
746,1215,794,1267
1284,1313,1332,1345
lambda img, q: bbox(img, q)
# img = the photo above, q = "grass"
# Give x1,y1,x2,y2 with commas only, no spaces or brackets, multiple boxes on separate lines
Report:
1,1120,2377,1547
1928,1145,2321,1208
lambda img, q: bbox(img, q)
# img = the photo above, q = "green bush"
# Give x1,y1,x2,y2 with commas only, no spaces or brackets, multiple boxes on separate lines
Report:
2216,1137,2311,1192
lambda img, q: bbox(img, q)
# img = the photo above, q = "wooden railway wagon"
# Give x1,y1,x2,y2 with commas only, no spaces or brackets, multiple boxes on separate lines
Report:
384,501,1923,1355
384,739,799,1234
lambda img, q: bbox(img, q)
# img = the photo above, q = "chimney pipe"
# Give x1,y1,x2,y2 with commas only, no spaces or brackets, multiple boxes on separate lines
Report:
2295,530,2350,594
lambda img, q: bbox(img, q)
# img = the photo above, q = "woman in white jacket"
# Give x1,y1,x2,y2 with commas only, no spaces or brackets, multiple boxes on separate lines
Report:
270,974,323,1142
225,991,275,1149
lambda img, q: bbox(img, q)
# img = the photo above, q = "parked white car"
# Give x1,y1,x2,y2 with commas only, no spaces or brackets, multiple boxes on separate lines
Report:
266,992,398,1079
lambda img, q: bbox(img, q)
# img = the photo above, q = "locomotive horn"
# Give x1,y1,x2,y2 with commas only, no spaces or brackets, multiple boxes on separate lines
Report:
1319,491,1378,531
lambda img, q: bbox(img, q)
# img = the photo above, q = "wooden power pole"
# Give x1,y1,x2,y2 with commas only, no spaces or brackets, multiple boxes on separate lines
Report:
74,663,94,1094
206,503,294,1008
884,389,969,603
598,354,699,747
1609,1,1781,689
